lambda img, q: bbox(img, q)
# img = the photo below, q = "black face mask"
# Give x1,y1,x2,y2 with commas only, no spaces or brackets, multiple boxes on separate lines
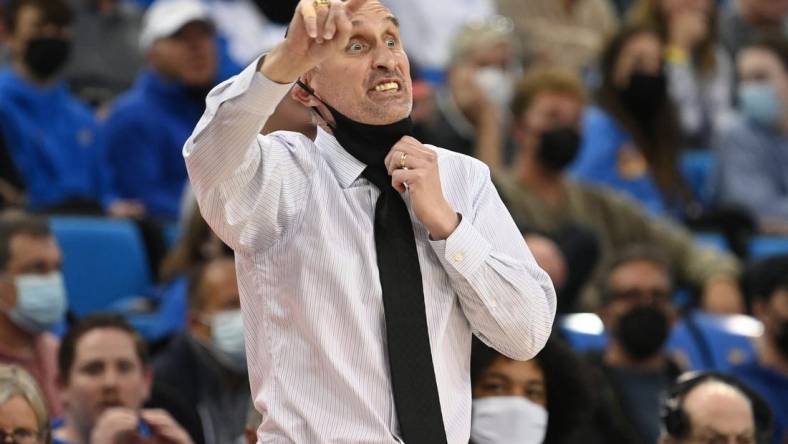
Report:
537,127,580,172
619,71,667,126
614,304,669,361
776,319,788,360
297,80,412,171
24,37,72,80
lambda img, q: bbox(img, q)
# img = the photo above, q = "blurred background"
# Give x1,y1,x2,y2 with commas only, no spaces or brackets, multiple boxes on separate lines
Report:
0,0,786,443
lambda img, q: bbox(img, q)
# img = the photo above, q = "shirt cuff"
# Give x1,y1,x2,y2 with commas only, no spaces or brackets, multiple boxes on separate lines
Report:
429,214,492,278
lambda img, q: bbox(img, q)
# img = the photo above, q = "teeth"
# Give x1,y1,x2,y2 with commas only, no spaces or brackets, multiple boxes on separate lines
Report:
374,82,399,92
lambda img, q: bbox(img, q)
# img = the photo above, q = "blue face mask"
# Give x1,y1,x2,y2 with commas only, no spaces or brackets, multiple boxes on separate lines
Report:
210,309,247,373
738,82,785,127
8,272,68,334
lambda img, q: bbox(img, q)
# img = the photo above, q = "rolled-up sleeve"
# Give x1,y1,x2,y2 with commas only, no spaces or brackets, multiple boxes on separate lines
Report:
430,163,557,360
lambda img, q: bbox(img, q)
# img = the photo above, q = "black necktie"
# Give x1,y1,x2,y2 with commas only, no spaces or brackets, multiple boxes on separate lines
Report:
317,101,448,443
360,164,448,444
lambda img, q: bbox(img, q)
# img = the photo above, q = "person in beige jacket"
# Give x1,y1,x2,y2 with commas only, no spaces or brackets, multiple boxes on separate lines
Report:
493,66,743,313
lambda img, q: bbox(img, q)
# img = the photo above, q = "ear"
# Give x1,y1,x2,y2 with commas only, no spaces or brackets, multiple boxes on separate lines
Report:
291,71,320,108
752,298,768,320
142,366,154,401
597,304,613,333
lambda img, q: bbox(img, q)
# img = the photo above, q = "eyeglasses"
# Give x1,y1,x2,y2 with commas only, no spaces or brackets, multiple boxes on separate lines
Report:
0,428,43,444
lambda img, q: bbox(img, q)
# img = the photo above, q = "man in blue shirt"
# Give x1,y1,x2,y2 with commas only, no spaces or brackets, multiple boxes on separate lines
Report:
103,0,229,221
732,259,788,444
714,33,788,230
0,0,137,215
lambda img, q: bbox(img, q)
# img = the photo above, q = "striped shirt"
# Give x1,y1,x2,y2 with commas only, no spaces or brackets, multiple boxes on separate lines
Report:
183,59,556,444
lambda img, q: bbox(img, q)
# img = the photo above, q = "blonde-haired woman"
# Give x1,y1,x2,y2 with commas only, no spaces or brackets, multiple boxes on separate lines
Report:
0,364,51,444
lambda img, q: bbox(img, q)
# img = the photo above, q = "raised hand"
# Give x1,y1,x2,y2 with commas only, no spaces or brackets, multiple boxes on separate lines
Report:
261,0,367,84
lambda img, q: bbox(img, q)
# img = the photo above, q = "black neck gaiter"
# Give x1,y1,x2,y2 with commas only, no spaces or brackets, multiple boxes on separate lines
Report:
297,80,413,180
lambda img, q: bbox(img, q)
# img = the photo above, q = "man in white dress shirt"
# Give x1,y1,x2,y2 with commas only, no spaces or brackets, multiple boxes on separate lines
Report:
183,0,556,442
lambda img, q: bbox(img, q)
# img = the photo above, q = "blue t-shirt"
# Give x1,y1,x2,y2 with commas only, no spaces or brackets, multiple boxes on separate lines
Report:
570,106,668,216
730,361,788,444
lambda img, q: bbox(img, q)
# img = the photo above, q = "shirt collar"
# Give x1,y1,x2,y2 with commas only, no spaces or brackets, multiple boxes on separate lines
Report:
315,126,366,189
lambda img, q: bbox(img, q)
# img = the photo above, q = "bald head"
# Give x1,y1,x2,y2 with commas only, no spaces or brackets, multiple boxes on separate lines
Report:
682,381,755,443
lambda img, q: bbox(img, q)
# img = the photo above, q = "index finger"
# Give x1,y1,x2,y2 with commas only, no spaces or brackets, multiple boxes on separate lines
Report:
300,0,318,38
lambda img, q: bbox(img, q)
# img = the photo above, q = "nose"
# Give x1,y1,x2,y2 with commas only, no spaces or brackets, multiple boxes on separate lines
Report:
101,368,119,388
371,44,397,72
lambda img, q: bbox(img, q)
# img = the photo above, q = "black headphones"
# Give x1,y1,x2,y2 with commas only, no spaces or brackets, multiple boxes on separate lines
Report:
660,371,773,442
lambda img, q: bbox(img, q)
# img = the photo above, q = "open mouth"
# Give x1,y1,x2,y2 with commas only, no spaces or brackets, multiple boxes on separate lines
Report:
370,79,402,94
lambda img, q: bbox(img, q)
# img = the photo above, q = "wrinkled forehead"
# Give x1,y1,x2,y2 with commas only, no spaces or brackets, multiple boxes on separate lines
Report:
350,1,397,26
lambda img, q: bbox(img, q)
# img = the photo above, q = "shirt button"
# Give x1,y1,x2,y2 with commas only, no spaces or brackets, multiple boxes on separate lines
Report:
452,252,464,263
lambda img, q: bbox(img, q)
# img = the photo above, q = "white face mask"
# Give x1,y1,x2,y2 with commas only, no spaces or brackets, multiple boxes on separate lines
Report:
8,272,67,334
210,309,247,373
471,396,548,444
473,67,516,111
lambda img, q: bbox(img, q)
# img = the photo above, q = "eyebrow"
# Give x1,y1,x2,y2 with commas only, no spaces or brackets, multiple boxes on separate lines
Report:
351,16,400,28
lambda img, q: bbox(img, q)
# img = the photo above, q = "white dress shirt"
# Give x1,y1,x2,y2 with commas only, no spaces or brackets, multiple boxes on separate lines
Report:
183,59,556,444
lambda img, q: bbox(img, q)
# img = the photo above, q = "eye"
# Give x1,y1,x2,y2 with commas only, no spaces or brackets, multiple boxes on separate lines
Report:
347,40,365,53
385,37,397,48
525,387,546,404
479,381,507,394
81,362,104,376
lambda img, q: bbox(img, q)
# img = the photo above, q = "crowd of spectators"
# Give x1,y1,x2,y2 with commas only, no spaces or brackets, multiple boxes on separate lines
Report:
0,0,786,442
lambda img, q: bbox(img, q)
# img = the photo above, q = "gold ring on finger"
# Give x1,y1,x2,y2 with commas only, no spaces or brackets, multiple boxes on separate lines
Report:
400,152,408,169
313,0,330,8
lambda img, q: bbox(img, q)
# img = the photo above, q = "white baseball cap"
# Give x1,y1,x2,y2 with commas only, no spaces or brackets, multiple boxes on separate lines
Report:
139,0,214,50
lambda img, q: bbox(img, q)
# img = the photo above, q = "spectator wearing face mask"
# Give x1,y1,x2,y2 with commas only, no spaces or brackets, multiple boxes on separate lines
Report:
494,65,742,313
585,246,683,444
731,258,788,443
101,0,224,222
0,0,135,215
470,337,605,444
0,211,66,417
720,0,788,59
412,16,519,170
149,257,249,444
628,0,735,148
53,314,194,444
570,25,692,217
713,34,788,232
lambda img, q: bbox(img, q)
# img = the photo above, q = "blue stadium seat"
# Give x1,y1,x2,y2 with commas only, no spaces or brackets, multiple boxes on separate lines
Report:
50,217,153,317
749,235,788,259
561,312,761,372
667,312,760,371
560,313,608,351
680,150,716,207
693,231,730,253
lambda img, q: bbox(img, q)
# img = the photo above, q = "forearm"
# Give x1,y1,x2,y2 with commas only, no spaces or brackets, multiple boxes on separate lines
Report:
432,219,555,360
